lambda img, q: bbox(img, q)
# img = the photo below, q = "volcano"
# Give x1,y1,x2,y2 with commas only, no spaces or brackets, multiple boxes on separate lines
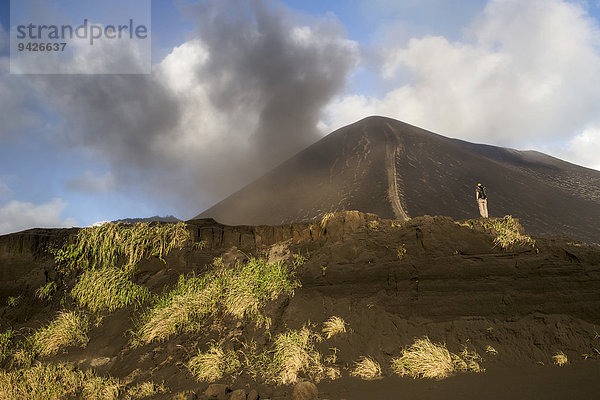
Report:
197,116,600,243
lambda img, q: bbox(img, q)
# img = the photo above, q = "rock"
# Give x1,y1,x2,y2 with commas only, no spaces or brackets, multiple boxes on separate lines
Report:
205,384,231,400
230,389,246,400
247,389,259,400
293,381,318,400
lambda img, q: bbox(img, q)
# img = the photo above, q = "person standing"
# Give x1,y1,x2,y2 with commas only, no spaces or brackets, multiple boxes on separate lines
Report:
476,183,488,218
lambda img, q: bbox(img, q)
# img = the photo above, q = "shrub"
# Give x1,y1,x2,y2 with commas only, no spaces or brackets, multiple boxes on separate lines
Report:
53,222,194,274
322,316,346,339
33,311,89,356
391,337,483,379
35,282,57,301
71,267,150,313
187,344,240,382
351,356,381,380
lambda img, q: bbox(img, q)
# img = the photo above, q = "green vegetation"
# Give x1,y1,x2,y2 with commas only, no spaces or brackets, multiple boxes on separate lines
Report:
322,316,346,339
0,362,167,400
391,337,483,379
134,257,300,344
53,221,195,274
72,267,150,313
35,282,57,301
0,330,14,363
368,220,379,231
33,311,89,356
187,344,241,382
7,296,21,308
351,356,381,380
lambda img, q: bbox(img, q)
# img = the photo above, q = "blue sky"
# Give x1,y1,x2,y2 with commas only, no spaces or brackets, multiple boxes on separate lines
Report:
1,0,600,233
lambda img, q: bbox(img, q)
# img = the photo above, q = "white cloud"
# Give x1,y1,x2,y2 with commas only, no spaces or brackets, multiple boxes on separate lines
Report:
552,127,600,171
0,198,78,235
65,171,116,194
324,0,600,157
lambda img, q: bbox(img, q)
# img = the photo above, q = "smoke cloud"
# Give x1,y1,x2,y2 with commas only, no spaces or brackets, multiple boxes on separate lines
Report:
9,0,359,216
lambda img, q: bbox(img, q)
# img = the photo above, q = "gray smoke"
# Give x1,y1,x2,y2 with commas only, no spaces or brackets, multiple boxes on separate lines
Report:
19,0,358,216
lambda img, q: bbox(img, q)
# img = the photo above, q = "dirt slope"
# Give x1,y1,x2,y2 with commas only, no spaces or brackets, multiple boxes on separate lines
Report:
196,116,600,244
1,213,600,399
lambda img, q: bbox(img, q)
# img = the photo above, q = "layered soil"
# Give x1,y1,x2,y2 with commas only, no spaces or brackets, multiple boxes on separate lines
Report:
1,212,600,399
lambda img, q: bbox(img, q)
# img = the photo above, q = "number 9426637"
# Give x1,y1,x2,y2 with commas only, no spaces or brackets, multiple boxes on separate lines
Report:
17,42,67,52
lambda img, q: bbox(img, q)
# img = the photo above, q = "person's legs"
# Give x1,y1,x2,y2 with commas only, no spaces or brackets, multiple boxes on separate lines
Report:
478,199,489,218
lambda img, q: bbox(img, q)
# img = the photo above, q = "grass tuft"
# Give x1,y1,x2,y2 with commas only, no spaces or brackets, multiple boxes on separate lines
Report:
35,282,57,301
553,351,568,366
134,257,300,344
322,316,346,339
0,329,14,363
351,356,381,380
126,381,168,399
7,296,21,308
187,344,240,382
71,267,150,313
33,311,89,356
391,337,483,379
271,326,324,385
0,362,121,400
320,213,335,229
53,221,194,274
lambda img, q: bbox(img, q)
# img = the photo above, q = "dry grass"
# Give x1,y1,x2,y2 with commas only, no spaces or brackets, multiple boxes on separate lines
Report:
33,311,89,356
134,257,300,344
553,351,568,366
462,216,536,250
320,213,335,229
351,356,381,380
0,362,120,400
126,381,168,399
271,326,324,385
485,345,498,355
0,362,167,400
53,221,194,274
71,267,150,313
187,344,240,382
391,337,483,379
322,316,346,339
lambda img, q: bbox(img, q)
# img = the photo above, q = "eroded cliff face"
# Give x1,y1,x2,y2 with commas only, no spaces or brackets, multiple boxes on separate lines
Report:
1,212,599,324
1,212,600,397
